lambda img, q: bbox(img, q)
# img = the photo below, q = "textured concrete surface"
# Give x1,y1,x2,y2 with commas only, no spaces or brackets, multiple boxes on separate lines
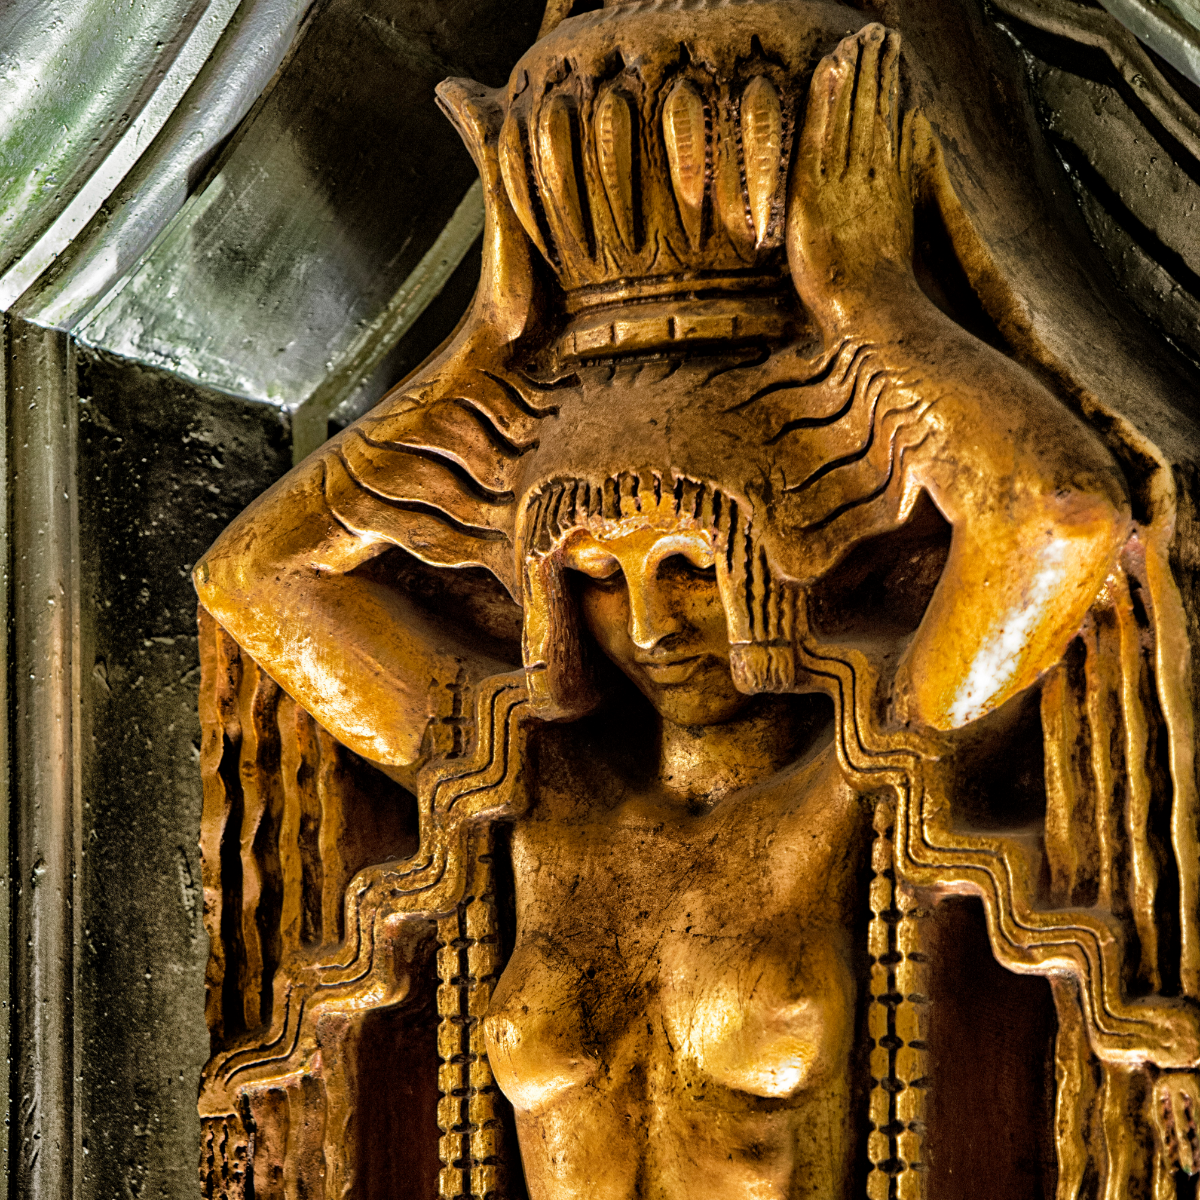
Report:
76,350,293,1199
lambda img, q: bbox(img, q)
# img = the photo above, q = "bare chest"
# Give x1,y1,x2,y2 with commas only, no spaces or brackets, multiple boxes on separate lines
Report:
484,744,867,1112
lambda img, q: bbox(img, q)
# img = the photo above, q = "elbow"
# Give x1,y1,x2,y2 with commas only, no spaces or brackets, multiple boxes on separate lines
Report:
192,556,219,613
191,457,332,636
1099,499,1134,575
1028,426,1133,586
904,486,1132,734
192,482,306,644
193,546,241,620
192,519,267,643
1057,480,1133,591
1060,426,1135,566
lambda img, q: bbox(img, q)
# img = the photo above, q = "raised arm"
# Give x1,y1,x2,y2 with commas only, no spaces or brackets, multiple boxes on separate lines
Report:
194,76,540,780
194,440,505,782
786,24,1131,731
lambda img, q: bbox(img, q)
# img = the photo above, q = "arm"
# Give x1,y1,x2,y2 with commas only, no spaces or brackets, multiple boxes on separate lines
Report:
194,444,510,786
194,76,542,780
787,24,1131,730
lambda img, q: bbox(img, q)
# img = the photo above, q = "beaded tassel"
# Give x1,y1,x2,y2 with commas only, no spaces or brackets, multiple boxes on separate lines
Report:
866,798,930,1199
436,831,508,1200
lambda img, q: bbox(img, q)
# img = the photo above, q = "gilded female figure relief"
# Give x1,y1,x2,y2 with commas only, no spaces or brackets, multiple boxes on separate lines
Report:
193,1,1200,1196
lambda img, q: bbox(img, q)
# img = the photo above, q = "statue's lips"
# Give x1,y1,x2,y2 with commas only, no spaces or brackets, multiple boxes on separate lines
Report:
637,655,703,685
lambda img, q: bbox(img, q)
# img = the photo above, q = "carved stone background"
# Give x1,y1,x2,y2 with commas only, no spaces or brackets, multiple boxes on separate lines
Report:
2,0,1199,1197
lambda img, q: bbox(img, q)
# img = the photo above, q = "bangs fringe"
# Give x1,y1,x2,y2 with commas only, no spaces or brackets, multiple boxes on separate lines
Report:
520,470,796,715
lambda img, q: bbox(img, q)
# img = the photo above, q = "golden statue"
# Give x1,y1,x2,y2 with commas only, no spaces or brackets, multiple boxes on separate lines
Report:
191,1,1200,1195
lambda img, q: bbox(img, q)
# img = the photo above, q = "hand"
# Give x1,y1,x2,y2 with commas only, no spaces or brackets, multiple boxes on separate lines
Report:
788,24,916,338
1153,1071,1200,1176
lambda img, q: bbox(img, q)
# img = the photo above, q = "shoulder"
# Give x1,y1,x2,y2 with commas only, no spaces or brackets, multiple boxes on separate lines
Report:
754,737,871,867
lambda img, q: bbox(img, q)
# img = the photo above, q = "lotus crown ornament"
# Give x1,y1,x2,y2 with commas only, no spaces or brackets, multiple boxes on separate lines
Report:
490,0,844,357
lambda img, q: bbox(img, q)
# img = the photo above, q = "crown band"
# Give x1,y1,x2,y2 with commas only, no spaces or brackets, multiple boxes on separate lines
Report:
559,292,798,360
562,271,787,314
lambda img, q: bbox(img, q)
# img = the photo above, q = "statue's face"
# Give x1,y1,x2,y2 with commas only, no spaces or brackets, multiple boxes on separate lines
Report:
561,524,752,726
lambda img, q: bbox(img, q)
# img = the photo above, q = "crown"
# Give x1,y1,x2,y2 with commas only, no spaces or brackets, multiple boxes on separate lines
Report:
496,0,850,357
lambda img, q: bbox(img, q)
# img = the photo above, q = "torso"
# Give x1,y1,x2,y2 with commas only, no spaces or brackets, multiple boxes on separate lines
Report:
484,723,869,1200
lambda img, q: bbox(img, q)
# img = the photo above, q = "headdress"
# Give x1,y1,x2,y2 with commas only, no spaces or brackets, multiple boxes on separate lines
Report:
335,0,874,717
476,1,862,714
494,0,843,361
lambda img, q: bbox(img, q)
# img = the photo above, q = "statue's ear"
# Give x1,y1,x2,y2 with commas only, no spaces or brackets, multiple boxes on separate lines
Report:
436,77,542,344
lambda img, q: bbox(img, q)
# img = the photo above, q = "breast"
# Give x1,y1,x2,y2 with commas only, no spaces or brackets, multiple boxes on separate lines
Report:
485,745,864,1112
483,954,602,1115
669,933,859,1100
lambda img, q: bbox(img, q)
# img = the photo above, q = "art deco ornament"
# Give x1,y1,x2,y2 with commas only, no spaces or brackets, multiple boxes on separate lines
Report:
192,0,1200,1196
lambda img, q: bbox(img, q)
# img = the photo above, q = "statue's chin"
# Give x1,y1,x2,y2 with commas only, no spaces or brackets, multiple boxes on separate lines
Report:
634,669,756,728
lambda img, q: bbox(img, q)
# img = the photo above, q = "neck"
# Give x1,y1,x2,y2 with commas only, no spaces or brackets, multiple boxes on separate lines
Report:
657,697,816,807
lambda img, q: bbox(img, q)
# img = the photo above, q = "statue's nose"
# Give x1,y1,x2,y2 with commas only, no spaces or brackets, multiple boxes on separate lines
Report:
626,574,682,650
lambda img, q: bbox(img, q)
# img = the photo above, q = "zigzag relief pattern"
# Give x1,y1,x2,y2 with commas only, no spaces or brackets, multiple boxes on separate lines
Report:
198,605,530,1197
1050,976,1179,1196
791,541,1200,1071
202,668,530,1087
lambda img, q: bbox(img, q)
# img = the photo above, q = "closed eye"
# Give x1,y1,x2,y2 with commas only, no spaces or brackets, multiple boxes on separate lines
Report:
658,554,717,583
586,566,626,591
565,562,625,591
